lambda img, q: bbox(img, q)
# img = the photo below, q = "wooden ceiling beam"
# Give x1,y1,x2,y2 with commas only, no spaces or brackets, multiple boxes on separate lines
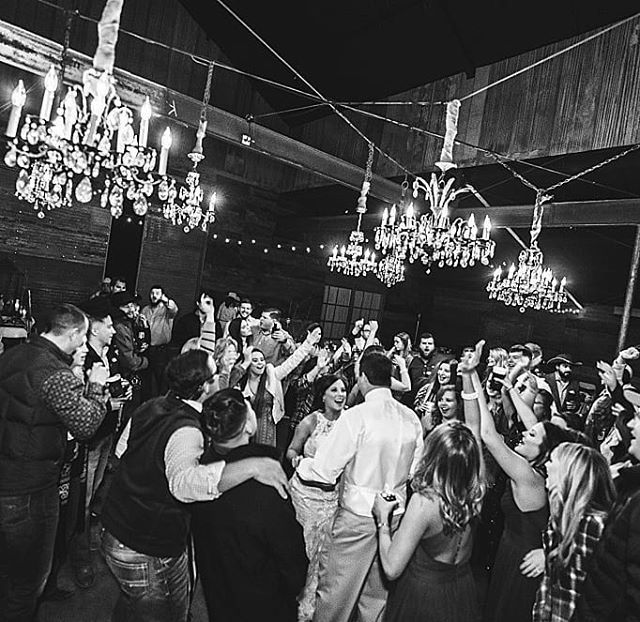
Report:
279,199,640,234
0,19,403,202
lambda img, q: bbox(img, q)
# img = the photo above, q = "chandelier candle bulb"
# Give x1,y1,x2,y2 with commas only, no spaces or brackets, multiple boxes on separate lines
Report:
381,207,389,227
389,205,396,226
482,216,491,240
560,277,566,292
139,96,151,147
62,90,78,140
39,66,58,122
6,80,26,138
158,127,172,175
116,110,128,153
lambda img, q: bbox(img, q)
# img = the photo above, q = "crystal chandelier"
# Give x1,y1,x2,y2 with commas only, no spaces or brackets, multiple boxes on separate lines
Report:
4,1,160,220
487,192,569,313
160,61,216,233
328,142,378,277
374,100,495,281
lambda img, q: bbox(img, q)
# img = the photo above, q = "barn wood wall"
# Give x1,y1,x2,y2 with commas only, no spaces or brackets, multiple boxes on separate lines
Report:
289,21,640,186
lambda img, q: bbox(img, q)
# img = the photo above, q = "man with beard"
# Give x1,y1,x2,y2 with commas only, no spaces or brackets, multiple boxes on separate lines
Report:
142,285,179,396
407,332,447,402
545,353,583,426
112,291,149,408
227,297,258,339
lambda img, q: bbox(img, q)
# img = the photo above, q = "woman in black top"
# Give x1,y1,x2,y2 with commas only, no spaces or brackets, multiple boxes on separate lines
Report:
192,389,308,622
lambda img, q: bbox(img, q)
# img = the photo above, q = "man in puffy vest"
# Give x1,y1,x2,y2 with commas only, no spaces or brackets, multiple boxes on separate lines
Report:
0,303,108,621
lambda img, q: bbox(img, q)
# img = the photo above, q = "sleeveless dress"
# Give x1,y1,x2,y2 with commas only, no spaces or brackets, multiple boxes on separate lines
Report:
289,412,340,621
384,519,478,622
484,483,549,622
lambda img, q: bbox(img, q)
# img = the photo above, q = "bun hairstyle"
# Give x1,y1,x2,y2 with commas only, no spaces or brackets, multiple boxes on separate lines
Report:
202,388,248,444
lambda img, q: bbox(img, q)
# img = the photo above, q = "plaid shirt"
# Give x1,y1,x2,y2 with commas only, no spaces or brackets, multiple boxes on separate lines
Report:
533,512,607,622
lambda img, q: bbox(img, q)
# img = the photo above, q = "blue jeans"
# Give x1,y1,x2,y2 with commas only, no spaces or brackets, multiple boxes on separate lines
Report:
0,485,59,622
101,529,190,622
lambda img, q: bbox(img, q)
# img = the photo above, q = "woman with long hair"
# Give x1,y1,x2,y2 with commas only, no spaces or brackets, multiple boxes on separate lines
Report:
417,381,462,436
414,359,456,423
532,443,615,622
387,332,413,367
232,327,322,447
468,352,587,621
372,421,485,621
287,373,347,621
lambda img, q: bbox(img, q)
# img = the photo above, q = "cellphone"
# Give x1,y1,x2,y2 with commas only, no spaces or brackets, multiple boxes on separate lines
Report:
271,320,282,334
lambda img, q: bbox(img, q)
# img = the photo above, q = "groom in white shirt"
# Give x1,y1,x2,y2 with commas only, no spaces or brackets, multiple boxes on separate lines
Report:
297,352,423,622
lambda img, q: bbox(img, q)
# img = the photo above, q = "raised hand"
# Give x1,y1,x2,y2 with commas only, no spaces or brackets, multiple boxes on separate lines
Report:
458,340,485,374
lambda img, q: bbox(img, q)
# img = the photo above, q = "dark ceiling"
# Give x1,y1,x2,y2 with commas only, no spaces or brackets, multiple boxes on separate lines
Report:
179,0,640,308
179,0,639,120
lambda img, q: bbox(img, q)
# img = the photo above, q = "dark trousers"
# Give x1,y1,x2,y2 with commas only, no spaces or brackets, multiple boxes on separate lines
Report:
102,530,190,622
0,485,59,621
147,345,170,397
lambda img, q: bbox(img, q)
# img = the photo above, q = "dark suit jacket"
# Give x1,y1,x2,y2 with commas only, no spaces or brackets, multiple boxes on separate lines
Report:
84,344,121,444
545,373,582,414
191,443,308,622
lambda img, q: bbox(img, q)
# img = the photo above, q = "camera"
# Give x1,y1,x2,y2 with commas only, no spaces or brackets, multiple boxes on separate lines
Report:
489,366,507,392
106,375,128,399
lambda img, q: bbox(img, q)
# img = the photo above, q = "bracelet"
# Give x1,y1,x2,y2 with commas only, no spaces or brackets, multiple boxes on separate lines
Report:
461,391,478,400
376,521,390,531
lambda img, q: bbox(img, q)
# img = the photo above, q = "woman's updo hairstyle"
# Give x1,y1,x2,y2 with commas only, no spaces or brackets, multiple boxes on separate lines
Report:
202,388,248,444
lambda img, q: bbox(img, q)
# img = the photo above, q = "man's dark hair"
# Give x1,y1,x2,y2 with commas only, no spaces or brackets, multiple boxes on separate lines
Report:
165,350,213,400
79,299,112,330
240,298,252,306
360,352,392,387
263,307,281,322
41,304,87,335
202,388,248,444
149,284,164,293
362,344,385,356
419,332,434,342
114,276,127,285
509,344,533,359
306,322,322,335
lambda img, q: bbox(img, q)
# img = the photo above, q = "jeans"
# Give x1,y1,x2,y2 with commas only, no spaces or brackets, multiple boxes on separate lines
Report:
71,434,114,568
0,485,59,622
101,529,190,622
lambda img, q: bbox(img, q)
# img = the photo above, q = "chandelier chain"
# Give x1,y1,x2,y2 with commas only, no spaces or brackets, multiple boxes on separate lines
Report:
58,7,78,84
200,60,215,121
364,141,375,184
530,191,552,246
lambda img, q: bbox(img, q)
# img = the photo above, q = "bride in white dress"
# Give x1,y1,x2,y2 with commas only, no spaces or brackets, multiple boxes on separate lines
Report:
287,373,347,622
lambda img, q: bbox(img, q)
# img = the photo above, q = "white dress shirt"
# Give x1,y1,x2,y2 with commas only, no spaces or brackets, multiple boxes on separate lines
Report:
115,398,225,503
297,387,423,517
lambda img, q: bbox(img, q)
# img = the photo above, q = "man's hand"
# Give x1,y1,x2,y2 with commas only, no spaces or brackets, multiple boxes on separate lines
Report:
317,347,331,370
619,346,640,361
87,363,108,386
222,348,238,371
368,320,379,333
393,354,407,370
272,329,287,343
354,318,364,330
252,457,289,499
597,360,617,392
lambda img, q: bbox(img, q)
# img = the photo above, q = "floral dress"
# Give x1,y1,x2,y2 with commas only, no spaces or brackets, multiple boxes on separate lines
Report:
289,412,340,621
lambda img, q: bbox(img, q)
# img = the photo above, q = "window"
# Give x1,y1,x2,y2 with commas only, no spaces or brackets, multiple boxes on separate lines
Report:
320,285,383,340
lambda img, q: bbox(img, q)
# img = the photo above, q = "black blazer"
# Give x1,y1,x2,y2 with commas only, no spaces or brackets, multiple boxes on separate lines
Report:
191,443,308,622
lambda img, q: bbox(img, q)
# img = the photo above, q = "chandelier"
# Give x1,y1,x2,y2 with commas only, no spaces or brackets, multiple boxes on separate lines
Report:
374,100,495,281
487,192,569,313
160,60,217,233
4,1,160,220
328,142,378,278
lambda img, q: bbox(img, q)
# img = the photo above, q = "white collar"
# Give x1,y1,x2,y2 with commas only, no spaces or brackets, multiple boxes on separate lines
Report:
181,398,203,413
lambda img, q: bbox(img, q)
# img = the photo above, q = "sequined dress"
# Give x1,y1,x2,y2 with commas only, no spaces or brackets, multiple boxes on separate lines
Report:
289,411,340,622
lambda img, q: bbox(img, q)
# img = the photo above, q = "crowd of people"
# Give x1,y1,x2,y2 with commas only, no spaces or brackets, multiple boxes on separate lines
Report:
0,276,639,622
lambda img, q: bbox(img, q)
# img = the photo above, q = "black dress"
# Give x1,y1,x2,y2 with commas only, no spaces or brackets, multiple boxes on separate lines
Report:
385,522,478,622
484,483,549,622
191,443,308,622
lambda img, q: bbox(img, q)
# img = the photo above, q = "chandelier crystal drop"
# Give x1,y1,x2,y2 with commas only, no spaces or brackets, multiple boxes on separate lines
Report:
4,2,163,220
160,61,216,233
486,192,570,313
374,100,495,283
327,142,378,278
